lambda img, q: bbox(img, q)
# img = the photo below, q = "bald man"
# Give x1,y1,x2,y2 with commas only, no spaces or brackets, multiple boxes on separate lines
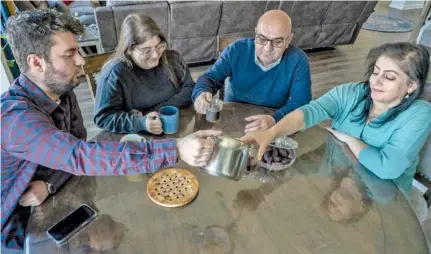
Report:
192,10,311,132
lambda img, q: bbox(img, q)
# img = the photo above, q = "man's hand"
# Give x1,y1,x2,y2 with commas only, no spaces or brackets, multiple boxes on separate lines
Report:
146,112,163,135
19,180,49,207
194,92,212,114
244,115,275,133
177,129,222,167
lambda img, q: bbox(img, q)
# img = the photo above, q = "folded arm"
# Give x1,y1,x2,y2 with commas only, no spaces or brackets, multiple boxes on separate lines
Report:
357,113,431,179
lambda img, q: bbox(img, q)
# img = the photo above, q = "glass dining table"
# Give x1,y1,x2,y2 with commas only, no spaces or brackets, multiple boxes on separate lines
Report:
24,103,429,253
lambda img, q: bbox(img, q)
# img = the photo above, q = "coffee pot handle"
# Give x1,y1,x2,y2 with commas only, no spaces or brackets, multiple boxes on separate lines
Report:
209,135,221,144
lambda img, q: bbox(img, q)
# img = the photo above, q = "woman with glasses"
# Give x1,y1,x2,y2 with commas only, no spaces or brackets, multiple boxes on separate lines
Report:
242,42,431,195
94,14,195,134
192,10,312,134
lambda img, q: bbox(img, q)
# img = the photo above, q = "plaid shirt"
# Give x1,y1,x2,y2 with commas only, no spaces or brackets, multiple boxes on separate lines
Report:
1,75,178,249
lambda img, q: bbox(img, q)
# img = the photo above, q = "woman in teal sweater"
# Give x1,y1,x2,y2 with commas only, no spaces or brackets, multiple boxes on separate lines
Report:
242,43,431,194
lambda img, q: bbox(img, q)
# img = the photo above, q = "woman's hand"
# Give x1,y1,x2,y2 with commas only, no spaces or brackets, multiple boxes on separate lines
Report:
326,128,367,159
326,128,354,143
240,130,276,160
146,112,163,135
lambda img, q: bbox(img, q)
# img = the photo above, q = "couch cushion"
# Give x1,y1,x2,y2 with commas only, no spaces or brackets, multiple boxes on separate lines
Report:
218,1,267,35
357,1,378,24
288,1,331,28
171,37,217,63
290,26,320,49
315,23,357,48
112,2,169,42
322,1,368,25
278,1,294,13
169,1,221,40
265,0,281,11
107,0,165,7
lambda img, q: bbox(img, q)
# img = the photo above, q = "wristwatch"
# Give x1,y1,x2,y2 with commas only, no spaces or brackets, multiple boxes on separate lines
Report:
45,181,56,194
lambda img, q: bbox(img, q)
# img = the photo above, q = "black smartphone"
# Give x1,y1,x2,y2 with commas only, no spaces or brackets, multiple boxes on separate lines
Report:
46,204,97,245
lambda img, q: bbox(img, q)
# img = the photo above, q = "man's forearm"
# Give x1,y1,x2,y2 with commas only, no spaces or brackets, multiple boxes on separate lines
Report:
192,76,224,101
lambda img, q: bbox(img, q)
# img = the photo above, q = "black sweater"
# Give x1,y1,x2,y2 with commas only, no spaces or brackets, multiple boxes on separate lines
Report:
94,53,194,133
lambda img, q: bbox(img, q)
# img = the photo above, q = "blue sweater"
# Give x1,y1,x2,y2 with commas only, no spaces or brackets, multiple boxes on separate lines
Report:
192,38,312,122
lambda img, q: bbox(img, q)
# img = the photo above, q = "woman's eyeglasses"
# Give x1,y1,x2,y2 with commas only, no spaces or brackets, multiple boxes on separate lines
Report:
255,32,288,48
134,41,167,57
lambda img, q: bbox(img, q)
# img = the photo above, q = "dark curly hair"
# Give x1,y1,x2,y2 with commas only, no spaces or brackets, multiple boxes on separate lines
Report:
6,9,83,74
352,43,430,126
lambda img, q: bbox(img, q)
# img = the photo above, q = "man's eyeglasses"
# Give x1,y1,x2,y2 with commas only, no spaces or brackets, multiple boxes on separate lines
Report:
134,41,167,57
255,32,288,48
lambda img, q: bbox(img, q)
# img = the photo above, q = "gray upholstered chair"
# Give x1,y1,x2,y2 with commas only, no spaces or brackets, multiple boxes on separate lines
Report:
412,81,431,222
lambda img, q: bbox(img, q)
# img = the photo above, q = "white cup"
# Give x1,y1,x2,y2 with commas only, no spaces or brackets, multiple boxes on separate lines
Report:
120,134,146,143
120,134,146,181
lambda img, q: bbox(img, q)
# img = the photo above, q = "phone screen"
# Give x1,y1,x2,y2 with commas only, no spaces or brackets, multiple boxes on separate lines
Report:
47,204,96,242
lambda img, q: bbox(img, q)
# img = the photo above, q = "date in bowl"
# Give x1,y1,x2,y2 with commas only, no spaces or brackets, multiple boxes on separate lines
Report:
258,145,296,171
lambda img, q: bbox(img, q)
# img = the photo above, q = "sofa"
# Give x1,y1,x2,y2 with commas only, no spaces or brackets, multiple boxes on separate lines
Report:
94,0,377,64
69,1,101,25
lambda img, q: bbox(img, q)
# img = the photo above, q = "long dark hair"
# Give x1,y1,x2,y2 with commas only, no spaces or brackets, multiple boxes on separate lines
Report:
352,43,430,126
104,14,186,88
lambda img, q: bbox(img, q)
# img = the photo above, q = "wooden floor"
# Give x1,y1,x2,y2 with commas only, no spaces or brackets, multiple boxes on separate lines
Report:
73,0,431,244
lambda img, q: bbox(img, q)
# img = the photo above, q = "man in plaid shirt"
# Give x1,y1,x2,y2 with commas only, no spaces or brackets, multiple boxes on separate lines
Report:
1,10,219,250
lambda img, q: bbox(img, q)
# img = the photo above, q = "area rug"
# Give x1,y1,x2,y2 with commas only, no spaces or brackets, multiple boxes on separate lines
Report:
362,12,414,32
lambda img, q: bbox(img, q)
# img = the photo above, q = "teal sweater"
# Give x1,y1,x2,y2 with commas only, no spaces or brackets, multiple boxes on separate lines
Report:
192,38,312,122
299,82,431,193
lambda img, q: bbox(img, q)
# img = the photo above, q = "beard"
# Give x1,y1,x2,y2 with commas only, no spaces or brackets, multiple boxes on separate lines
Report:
43,64,81,97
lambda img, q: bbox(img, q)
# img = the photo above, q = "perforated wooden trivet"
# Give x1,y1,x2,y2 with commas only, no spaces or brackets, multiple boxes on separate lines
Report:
147,168,199,208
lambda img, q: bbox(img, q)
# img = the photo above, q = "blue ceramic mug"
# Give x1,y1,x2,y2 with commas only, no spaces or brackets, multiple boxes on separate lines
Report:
159,106,179,134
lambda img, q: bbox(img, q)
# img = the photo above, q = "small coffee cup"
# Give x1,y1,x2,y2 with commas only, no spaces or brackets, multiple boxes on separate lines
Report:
159,106,179,134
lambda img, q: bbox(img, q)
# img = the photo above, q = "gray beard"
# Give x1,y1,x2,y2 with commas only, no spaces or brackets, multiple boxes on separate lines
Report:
44,80,77,97
43,67,79,97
